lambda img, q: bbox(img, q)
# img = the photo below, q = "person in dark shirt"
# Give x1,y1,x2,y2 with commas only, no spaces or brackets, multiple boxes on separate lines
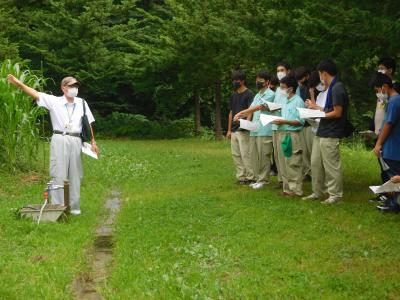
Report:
226,70,255,184
303,59,348,204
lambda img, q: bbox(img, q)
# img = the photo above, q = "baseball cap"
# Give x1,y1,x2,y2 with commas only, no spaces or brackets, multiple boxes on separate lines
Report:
61,76,79,86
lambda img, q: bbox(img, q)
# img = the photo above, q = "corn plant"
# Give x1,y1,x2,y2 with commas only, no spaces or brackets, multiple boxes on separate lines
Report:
0,59,47,172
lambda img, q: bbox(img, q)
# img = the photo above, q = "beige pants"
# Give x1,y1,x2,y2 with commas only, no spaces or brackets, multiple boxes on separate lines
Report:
50,134,83,211
311,136,343,198
272,131,282,183
231,131,255,181
300,126,314,177
250,136,273,184
276,131,303,195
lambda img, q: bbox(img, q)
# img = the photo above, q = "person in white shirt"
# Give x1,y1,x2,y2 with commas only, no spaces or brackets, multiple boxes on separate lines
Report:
7,74,99,215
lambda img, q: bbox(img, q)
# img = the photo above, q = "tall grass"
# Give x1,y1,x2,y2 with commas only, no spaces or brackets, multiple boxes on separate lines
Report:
0,59,46,171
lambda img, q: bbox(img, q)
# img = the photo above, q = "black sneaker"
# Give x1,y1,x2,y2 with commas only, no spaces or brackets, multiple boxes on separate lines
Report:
376,205,400,213
369,195,388,203
303,174,312,182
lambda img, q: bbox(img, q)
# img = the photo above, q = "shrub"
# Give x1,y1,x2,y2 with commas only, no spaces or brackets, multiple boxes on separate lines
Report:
95,113,195,139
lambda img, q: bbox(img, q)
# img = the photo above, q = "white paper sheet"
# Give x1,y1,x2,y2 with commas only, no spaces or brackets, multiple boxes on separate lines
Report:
370,180,400,194
239,119,260,131
379,157,390,171
82,142,98,159
259,114,284,126
265,101,282,111
297,108,326,119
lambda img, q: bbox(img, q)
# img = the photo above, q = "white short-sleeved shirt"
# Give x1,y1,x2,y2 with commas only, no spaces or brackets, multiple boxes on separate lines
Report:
37,92,95,133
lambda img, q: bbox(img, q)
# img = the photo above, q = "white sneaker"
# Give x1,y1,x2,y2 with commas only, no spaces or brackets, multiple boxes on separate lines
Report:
249,182,258,188
252,182,266,190
302,193,320,201
321,196,342,204
70,209,81,215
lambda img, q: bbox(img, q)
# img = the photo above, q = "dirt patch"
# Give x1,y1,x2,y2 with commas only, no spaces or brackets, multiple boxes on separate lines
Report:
72,191,121,300
21,171,44,184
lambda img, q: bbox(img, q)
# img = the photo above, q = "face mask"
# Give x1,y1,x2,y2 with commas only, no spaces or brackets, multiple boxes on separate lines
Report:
281,89,288,97
376,92,388,100
256,81,265,89
232,81,241,90
67,87,78,98
378,69,386,74
277,71,286,81
316,83,325,92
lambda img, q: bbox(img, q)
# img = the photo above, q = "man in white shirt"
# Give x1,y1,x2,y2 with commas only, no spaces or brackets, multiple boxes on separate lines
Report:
7,74,99,215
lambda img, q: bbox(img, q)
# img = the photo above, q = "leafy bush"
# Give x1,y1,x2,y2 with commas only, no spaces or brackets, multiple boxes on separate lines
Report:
199,127,216,141
95,112,195,139
0,60,46,171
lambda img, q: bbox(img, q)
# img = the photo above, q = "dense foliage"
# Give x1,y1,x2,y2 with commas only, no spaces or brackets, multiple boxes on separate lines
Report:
1,0,399,138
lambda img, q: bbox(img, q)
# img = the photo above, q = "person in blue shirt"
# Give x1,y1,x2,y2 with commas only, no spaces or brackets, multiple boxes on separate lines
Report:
272,76,305,197
272,62,292,189
233,71,275,189
372,73,400,212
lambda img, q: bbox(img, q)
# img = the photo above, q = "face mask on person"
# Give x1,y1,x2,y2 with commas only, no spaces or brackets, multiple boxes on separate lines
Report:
67,87,78,98
316,82,325,92
281,88,291,97
378,69,386,74
277,71,286,81
232,81,241,90
376,90,388,100
256,81,266,89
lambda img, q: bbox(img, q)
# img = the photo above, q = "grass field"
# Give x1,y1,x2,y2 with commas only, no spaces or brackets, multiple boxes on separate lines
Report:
1,139,400,299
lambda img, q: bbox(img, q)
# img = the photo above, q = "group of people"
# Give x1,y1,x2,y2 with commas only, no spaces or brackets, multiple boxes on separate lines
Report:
227,58,400,211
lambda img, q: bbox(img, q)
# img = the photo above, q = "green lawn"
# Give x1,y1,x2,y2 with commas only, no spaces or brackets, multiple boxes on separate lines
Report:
1,139,400,299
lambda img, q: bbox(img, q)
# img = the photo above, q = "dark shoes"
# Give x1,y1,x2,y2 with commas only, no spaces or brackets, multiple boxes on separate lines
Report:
376,205,400,213
237,180,256,186
369,194,388,203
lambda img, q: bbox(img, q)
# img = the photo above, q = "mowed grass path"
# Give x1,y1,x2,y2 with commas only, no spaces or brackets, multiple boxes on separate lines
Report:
1,139,400,299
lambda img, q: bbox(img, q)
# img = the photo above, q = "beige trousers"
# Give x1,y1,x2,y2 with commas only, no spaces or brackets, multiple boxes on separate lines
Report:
231,131,255,181
311,136,343,198
250,136,273,184
276,131,303,195
300,126,314,177
272,131,282,183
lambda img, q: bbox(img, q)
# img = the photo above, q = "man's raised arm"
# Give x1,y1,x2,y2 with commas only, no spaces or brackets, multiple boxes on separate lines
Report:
7,74,40,100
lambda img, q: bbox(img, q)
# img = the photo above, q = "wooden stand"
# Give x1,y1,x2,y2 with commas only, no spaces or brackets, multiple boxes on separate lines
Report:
64,181,70,212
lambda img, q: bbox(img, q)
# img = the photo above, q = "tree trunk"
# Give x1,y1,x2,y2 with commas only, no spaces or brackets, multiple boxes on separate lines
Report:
194,88,201,136
214,79,223,140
